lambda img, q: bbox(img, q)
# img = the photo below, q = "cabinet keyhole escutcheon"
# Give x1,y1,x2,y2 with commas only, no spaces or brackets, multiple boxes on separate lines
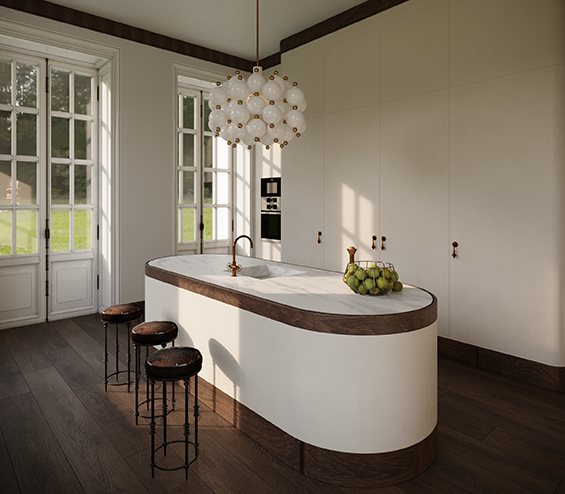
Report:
452,241,458,258
381,236,386,251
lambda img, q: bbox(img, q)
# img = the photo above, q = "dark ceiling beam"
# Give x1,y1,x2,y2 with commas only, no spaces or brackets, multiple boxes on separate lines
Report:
0,0,411,71
280,0,411,54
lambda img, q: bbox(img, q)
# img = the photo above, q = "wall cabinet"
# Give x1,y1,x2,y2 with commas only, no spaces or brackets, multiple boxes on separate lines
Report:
281,68,563,365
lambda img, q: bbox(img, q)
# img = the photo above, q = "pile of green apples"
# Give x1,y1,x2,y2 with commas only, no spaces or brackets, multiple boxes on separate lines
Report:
343,262,403,296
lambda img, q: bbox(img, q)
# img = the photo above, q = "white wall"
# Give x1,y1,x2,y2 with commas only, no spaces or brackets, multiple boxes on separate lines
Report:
277,0,565,365
0,6,233,304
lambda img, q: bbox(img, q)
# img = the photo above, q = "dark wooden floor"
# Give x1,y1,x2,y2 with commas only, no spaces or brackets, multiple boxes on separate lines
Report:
0,313,564,494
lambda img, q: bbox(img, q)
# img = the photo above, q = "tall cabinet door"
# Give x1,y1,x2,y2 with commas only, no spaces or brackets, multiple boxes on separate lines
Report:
380,91,450,336
281,116,325,269
323,106,380,272
449,69,558,363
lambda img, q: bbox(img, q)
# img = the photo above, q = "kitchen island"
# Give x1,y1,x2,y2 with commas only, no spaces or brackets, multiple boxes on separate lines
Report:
145,254,437,487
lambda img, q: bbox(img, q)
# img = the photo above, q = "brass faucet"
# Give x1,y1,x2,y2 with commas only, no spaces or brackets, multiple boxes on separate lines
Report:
229,235,254,277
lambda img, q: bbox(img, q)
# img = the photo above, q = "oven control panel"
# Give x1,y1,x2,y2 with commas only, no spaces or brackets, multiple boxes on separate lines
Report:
261,197,281,211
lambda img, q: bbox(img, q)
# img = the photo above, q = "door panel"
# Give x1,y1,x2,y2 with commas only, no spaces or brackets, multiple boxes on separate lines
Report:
0,52,98,329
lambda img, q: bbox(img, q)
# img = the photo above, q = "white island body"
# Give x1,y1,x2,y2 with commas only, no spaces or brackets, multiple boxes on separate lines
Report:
145,255,437,487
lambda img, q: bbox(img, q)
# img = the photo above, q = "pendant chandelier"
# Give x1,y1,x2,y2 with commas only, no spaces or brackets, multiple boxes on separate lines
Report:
208,0,307,150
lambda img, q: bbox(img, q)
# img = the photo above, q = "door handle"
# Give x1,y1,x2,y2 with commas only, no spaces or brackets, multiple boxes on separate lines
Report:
371,235,377,250
381,236,386,251
452,241,458,258
317,231,322,244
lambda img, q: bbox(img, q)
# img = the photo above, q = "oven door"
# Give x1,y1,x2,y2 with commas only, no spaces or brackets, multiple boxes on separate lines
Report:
261,212,281,241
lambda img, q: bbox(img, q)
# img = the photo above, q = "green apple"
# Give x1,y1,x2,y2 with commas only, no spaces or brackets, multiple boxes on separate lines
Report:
355,267,365,281
376,276,386,289
391,270,399,282
354,277,361,287
346,276,357,289
367,266,377,278
382,268,391,279
347,263,357,275
357,284,368,295
392,281,403,292
386,279,394,290
364,278,374,291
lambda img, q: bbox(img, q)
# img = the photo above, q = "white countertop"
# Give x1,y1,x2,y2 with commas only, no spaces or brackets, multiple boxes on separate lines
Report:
148,255,434,317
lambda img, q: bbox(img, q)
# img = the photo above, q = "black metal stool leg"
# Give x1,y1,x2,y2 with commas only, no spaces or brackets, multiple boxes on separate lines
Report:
126,322,132,392
163,381,167,456
184,377,189,479
103,322,109,392
134,343,140,424
150,378,156,478
114,323,120,383
194,375,199,455
146,346,150,410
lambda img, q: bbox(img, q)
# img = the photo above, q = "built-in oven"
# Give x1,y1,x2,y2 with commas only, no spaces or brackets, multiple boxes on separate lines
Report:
260,177,281,241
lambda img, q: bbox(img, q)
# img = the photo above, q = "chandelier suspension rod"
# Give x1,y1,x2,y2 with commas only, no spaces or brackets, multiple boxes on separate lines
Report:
256,0,259,67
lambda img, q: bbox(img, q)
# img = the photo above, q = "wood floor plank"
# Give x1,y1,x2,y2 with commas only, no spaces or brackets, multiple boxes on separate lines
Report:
556,478,565,494
482,426,565,482
439,358,565,434
0,417,21,494
1,325,51,374
161,425,282,494
438,424,558,493
439,390,565,453
27,320,149,459
51,317,106,378
438,399,495,440
0,392,83,494
124,447,215,494
23,366,149,494
428,446,536,494
0,335,28,400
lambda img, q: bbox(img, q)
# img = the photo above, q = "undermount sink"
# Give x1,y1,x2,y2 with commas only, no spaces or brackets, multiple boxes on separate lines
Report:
238,265,305,280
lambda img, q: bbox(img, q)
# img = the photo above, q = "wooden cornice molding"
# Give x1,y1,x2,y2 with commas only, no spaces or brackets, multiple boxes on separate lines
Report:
0,0,411,70
0,0,254,71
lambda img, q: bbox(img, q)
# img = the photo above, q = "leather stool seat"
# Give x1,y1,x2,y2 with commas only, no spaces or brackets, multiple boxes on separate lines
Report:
132,321,178,346
101,304,143,324
146,347,202,381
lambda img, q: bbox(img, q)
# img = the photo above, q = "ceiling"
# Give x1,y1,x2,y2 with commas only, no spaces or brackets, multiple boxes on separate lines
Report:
43,0,370,62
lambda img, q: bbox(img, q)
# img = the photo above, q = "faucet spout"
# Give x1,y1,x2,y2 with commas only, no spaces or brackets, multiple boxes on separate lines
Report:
229,235,254,277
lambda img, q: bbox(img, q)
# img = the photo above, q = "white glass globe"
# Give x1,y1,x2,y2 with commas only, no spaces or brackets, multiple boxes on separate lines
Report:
285,109,305,130
285,86,305,106
209,86,227,106
262,81,282,101
247,96,266,115
262,104,282,125
230,103,250,124
208,109,228,130
247,119,267,138
230,80,250,100
247,71,266,93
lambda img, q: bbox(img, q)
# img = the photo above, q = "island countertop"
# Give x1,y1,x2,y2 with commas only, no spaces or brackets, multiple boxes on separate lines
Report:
146,254,437,336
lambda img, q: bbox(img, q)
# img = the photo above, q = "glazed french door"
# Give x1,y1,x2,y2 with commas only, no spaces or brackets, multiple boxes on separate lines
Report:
177,85,232,255
0,52,98,328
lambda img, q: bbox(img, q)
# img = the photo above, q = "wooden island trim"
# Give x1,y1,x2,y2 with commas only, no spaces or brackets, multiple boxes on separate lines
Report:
145,261,437,336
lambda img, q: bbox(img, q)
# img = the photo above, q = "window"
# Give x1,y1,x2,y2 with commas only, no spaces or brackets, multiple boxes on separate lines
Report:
177,84,232,253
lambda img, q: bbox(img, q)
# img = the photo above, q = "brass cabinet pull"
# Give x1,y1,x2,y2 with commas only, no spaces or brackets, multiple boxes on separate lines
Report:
452,241,458,258
317,231,322,244
371,235,377,250
381,236,386,251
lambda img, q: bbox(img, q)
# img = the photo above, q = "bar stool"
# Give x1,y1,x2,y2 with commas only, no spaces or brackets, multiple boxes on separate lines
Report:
145,346,202,479
131,321,178,424
100,304,143,392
